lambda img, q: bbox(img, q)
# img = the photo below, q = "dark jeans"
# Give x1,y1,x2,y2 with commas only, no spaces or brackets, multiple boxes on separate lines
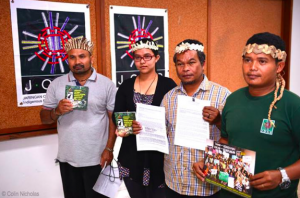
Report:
165,184,220,198
59,162,108,198
123,177,166,198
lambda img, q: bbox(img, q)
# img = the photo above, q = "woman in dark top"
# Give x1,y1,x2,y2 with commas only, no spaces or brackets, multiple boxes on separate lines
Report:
113,38,177,198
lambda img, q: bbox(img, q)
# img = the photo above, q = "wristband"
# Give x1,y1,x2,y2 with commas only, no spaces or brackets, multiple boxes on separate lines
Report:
105,147,113,152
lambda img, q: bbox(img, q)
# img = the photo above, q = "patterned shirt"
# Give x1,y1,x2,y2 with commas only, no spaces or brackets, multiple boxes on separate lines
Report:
133,91,154,105
162,75,231,196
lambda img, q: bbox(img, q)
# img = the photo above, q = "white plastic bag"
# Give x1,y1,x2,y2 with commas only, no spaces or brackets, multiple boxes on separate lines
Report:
93,165,122,198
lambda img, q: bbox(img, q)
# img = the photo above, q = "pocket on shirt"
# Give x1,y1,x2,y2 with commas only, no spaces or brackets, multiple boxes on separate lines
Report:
89,92,107,113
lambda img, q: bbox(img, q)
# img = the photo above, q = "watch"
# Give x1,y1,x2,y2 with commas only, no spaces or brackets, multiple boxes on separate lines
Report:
278,167,291,189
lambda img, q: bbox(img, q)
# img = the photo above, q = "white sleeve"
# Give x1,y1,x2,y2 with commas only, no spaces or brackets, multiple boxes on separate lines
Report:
42,79,59,109
106,81,117,112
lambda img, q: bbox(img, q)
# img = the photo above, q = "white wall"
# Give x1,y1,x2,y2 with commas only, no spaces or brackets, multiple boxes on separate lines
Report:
0,134,64,198
0,134,128,198
290,0,300,96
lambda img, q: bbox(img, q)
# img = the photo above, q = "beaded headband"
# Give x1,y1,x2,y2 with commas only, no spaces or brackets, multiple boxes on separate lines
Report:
131,40,158,52
175,42,204,54
242,43,287,62
64,37,94,55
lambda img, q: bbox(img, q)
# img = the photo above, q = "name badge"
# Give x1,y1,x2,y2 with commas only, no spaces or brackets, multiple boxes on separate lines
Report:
260,119,275,135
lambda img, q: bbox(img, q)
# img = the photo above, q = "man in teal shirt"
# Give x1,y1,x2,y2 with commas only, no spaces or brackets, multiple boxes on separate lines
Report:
220,32,300,198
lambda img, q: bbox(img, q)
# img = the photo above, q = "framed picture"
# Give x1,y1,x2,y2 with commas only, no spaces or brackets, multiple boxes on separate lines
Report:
109,5,169,87
10,0,91,107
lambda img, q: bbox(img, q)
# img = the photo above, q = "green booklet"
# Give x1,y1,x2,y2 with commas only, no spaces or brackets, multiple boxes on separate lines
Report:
114,112,136,136
65,85,89,110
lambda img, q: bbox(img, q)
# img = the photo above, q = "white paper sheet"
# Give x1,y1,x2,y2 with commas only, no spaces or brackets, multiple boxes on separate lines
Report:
93,165,122,198
136,103,169,154
174,95,210,150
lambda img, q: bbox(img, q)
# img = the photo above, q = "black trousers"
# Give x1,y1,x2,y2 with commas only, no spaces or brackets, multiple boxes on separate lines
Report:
123,177,166,198
59,162,108,198
165,185,220,198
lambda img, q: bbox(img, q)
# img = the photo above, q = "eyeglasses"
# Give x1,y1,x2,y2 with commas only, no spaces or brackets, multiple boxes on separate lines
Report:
134,55,154,62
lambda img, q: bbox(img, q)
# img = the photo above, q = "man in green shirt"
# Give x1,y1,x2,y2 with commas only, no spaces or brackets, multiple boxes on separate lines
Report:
220,32,300,198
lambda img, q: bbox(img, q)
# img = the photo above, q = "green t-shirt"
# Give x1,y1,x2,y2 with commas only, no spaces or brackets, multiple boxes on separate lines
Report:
221,87,300,198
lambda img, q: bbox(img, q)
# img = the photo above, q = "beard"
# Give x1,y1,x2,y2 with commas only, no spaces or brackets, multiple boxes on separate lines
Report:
73,64,84,70
72,64,91,74
181,80,196,85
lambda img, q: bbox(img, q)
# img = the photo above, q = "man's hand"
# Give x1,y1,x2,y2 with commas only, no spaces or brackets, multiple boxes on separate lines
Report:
132,120,142,135
203,106,221,127
101,111,117,168
192,160,206,182
219,137,228,144
100,149,113,169
40,99,72,124
250,170,282,191
56,99,73,115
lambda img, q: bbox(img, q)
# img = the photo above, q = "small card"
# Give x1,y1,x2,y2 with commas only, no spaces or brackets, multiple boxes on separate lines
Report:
114,112,136,136
65,85,89,110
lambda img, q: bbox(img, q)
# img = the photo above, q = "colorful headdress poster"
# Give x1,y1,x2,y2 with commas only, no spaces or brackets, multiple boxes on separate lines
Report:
110,6,169,87
10,0,91,107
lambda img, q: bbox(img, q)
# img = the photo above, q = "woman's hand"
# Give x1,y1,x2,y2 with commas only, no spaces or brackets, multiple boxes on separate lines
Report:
132,120,142,135
115,120,142,137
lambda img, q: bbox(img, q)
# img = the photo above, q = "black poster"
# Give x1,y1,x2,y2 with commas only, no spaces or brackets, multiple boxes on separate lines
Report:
111,8,168,87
